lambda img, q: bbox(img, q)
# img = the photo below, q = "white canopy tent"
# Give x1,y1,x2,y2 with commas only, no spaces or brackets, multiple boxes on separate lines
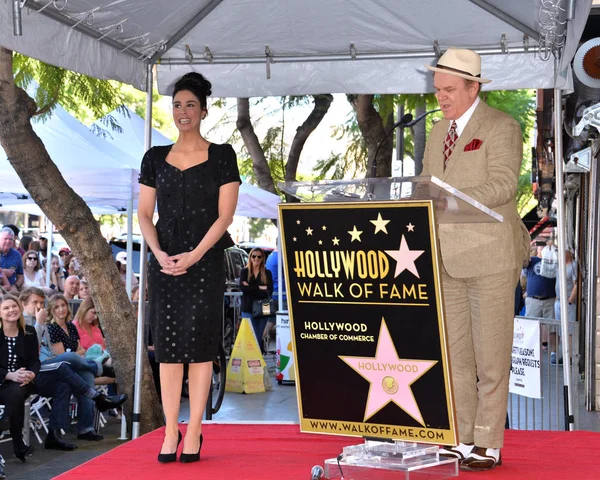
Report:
0,1,591,95
0,99,138,201
1,0,594,438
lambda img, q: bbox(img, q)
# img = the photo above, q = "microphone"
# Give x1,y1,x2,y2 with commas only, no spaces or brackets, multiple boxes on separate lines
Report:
310,465,324,479
370,113,413,178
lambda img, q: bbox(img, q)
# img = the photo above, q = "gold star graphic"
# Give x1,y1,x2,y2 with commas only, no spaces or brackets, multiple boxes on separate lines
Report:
296,220,301,225
370,213,390,234
332,237,340,246
306,227,313,236
322,225,327,231
407,223,415,232
348,226,363,242
293,237,297,242
318,240,323,245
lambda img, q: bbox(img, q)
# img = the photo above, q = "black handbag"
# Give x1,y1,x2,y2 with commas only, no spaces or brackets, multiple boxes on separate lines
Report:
252,298,277,318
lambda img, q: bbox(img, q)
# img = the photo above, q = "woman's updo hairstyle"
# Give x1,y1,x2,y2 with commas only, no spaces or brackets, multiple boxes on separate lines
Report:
172,72,212,111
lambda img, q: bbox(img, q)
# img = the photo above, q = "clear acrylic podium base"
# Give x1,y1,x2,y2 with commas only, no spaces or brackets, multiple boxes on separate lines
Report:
323,440,459,479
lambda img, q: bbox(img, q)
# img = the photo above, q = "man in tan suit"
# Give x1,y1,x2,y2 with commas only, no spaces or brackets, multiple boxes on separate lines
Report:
422,48,529,471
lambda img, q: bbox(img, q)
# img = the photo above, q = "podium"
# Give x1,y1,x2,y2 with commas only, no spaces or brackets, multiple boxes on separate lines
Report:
277,176,501,479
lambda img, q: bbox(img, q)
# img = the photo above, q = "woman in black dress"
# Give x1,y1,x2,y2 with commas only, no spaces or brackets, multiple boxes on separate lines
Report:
0,294,38,462
138,72,240,464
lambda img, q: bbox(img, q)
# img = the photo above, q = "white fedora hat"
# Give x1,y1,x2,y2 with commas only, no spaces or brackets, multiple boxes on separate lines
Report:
425,48,491,84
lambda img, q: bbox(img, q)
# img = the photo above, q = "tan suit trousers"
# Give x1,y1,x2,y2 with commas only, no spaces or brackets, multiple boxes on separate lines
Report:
442,267,520,448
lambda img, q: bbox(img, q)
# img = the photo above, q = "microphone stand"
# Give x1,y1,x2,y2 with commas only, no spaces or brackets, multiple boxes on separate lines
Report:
366,108,440,199
370,113,413,179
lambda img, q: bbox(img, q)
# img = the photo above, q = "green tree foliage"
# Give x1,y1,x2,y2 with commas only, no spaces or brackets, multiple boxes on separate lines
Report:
12,53,125,122
484,90,536,142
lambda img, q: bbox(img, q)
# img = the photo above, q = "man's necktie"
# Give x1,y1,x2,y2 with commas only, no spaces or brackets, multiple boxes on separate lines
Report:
443,121,458,170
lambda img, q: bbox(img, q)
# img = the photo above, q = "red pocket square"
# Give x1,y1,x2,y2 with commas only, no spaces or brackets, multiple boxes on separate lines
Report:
464,139,483,152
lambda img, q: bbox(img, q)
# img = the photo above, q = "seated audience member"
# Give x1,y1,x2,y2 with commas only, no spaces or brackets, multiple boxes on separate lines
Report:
115,251,138,287
78,279,91,300
20,236,33,253
20,287,46,328
63,275,80,301
46,255,64,292
73,298,105,351
45,294,110,441
4,225,24,256
38,236,49,266
58,248,71,269
22,250,46,288
0,294,38,462
0,226,24,293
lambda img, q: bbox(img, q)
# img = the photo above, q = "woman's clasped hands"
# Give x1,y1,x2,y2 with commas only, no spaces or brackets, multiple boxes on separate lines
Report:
157,250,202,276
7,367,36,387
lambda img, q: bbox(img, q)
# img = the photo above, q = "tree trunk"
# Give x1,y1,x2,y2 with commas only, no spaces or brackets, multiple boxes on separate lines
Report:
236,98,277,195
347,94,392,178
0,47,163,434
413,97,427,175
286,94,333,182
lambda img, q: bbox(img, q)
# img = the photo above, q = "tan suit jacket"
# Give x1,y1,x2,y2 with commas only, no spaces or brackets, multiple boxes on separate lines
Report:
422,101,530,278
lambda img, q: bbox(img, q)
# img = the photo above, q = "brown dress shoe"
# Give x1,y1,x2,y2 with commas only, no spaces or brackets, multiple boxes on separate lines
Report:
460,446,502,471
439,443,473,461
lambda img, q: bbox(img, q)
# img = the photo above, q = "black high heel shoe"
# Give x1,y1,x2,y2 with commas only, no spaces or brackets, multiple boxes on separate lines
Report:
157,430,182,463
180,434,203,463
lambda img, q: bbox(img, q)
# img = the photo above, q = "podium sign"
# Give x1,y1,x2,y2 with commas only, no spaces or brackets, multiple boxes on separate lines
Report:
279,201,457,445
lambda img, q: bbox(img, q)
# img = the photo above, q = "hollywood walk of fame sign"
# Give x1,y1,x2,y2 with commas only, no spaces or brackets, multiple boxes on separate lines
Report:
279,201,457,445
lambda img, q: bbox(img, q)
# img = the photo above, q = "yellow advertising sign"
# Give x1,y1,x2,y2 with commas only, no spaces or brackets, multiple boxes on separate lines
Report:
225,318,267,394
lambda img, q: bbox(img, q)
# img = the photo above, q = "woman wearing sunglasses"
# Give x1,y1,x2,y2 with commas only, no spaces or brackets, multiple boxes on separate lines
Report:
240,248,274,353
22,250,46,288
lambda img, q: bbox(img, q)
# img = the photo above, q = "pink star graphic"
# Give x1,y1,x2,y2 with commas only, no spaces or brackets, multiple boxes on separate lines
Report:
339,319,437,425
384,235,425,278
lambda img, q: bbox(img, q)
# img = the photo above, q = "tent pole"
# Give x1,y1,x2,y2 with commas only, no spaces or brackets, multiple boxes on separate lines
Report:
584,149,599,410
132,62,153,440
126,195,134,298
554,80,575,430
45,217,52,286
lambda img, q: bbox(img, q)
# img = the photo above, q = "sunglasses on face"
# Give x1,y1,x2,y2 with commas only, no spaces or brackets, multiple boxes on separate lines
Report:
251,255,262,259
27,257,38,261
59,252,68,256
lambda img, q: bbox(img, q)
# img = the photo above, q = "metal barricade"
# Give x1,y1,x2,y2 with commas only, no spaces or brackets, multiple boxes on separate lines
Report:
508,315,580,431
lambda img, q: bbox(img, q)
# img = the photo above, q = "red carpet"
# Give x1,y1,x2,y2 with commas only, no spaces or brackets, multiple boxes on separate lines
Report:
55,424,600,479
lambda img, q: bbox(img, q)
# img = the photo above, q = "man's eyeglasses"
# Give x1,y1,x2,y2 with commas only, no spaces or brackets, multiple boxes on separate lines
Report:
27,257,38,261
59,252,68,256
251,255,262,259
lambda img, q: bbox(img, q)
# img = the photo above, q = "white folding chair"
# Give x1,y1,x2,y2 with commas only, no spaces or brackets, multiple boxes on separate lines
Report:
28,395,53,444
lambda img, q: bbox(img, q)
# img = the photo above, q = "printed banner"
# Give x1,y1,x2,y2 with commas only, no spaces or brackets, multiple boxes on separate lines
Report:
509,317,541,399
279,202,457,445
276,313,296,383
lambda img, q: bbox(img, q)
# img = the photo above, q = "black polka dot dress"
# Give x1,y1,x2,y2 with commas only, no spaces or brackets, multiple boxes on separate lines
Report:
139,143,241,363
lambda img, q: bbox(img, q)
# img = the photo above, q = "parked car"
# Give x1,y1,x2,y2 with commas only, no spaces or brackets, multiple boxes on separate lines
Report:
236,241,275,259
